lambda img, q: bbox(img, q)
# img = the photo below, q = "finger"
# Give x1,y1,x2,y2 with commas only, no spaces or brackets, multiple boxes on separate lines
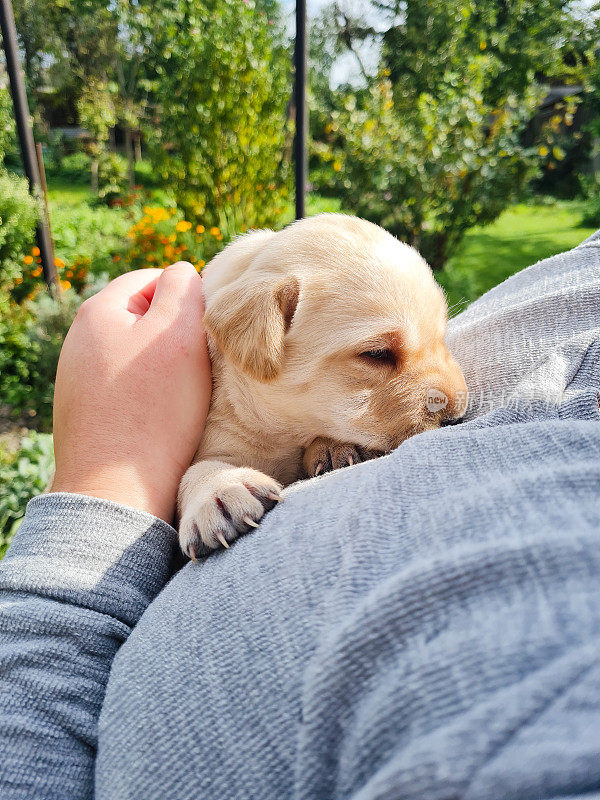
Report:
93,269,164,314
145,262,205,325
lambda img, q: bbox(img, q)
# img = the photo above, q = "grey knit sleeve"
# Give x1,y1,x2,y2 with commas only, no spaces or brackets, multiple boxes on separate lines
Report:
0,492,178,800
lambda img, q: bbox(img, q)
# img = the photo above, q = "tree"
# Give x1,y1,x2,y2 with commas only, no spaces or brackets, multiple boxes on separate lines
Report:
310,0,587,268
76,80,117,194
13,0,146,174
317,72,538,269
138,0,291,233
12,0,67,94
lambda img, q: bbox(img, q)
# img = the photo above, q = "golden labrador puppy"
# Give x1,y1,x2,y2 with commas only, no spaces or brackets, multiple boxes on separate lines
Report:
178,214,467,559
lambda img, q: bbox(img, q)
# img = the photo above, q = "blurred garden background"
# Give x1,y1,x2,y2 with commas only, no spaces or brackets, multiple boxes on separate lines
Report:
1,0,600,550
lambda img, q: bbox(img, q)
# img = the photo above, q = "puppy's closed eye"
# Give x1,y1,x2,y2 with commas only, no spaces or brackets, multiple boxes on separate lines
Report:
359,348,397,368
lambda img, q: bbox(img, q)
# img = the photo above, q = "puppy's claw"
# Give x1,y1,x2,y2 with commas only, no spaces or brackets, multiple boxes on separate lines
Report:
188,545,197,564
242,514,260,528
215,530,230,549
265,490,284,503
346,454,354,466
314,462,324,476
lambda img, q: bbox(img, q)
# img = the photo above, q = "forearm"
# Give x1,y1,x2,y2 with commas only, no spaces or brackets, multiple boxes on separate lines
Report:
0,493,177,800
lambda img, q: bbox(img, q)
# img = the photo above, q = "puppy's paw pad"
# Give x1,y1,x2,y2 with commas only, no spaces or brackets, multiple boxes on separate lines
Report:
179,469,283,558
303,437,369,477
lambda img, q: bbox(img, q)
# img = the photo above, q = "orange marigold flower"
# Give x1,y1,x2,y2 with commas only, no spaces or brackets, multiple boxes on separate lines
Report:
175,220,192,233
216,234,223,241
32,267,42,277
151,208,169,222
169,234,177,243
61,280,71,290
209,226,220,237
66,270,74,278
32,246,40,256
198,259,206,268
15,277,23,284
54,257,65,269
196,225,205,234
112,254,121,262
23,255,34,265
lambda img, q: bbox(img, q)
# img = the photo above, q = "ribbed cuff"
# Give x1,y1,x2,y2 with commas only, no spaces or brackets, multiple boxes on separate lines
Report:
0,493,178,628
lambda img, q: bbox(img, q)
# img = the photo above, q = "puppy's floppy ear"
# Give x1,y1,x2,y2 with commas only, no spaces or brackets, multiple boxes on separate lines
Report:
204,274,300,381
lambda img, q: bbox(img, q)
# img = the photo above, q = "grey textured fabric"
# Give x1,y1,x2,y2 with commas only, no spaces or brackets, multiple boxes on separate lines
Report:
1,234,599,800
0,495,177,799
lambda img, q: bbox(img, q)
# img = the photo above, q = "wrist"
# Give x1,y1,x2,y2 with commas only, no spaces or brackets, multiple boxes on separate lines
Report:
50,464,178,525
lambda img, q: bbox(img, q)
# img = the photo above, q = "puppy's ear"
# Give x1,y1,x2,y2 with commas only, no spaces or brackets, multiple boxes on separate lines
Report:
205,274,300,381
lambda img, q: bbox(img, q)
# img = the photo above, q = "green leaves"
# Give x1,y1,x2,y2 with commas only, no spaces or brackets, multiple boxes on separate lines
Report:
138,0,291,232
0,173,40,288
313,65,539,268
0,433,54,555
309,0,578,268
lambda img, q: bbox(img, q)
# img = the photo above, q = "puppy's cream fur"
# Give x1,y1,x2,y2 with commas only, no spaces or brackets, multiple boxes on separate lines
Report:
178,214,467,558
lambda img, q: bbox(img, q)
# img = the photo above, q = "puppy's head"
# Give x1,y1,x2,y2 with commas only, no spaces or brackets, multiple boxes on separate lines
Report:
203,214,467,452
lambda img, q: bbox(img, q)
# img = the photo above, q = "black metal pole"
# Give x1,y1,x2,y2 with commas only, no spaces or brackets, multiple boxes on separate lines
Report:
294,0,307,219
0,0,58,290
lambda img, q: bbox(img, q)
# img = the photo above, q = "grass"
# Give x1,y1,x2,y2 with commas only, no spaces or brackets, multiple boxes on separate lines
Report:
439,200,596,309
47,180,94,206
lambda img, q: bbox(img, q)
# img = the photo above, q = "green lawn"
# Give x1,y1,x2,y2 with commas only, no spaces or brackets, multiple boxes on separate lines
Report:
47,179,94,206
439,200,596,309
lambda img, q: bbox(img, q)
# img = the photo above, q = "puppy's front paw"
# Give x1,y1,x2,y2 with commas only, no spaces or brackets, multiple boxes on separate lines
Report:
179,466,283,560
303,437,376,477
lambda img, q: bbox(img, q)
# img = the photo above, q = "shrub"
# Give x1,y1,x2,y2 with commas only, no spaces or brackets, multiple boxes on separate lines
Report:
48,198,134,280
0,432,54,556
15,246,88,301
125,205,226,271
0,290,81,429
134,159,163,189
0,172,40,286
141,0,291,234
0,294,40,417
97,152,130,206
55,152,92,184
9,196,131,299
313,71,538,269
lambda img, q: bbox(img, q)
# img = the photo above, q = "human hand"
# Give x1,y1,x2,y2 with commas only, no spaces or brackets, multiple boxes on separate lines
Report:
50,263,212,524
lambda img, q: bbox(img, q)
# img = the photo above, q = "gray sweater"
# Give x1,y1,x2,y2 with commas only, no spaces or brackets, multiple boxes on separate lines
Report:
1,233,599,799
